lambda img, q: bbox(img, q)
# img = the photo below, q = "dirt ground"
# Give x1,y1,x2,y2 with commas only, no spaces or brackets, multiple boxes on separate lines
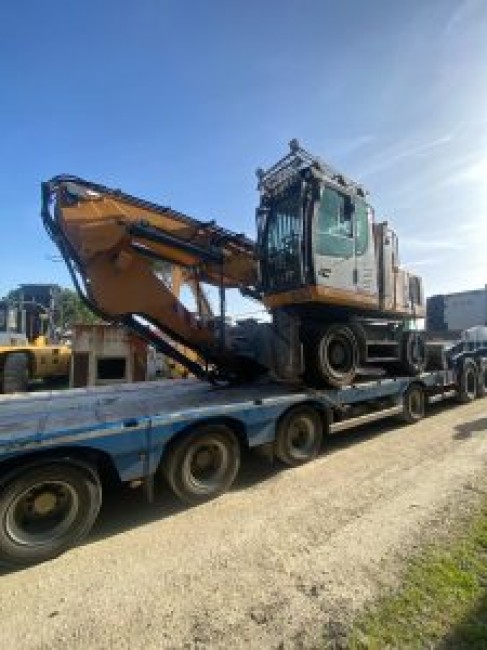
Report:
1,398,487,649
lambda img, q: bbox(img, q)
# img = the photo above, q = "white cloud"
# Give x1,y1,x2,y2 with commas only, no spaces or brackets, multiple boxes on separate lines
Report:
444,0,484,35
400,236,463,252
444,157,487,186
357,133,454,180
336,134,375,157
403,257,440,268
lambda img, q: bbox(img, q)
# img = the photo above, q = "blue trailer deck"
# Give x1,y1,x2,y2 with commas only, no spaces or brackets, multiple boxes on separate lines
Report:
0,378,314,482
0,374,450,481
0,359,485,568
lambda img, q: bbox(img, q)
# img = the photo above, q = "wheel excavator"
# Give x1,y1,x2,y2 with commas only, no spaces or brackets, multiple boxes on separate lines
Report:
41,140,426,388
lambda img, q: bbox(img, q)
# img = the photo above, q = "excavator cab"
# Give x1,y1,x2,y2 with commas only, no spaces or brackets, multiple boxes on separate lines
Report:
256,140,378,312
256,140,423,322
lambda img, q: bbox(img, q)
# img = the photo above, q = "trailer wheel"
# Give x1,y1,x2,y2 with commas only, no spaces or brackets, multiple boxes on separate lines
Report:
457,359,478,403
306,324,358,388
162,425,240,505
476,363,487,398
0,462,102,567
401,384,425,423
2,353,29,394
399,331,427,376
275,405,323,466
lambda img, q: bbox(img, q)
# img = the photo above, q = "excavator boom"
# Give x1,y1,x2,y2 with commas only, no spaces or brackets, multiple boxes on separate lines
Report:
42,176,261,381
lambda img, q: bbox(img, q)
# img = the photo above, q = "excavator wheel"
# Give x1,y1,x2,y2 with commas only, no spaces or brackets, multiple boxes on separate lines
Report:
305,324,358,388
2,353,29,394
398,331,427,376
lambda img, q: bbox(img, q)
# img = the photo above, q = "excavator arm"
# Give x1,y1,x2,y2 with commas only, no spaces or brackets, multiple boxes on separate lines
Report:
41,176,262,381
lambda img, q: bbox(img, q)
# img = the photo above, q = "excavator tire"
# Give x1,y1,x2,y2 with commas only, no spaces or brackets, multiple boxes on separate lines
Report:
398,331,427,376
2,353,29,394
304,323,358,388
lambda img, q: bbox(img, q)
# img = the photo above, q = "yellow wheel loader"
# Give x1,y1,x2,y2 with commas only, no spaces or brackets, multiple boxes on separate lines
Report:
0,302,71,393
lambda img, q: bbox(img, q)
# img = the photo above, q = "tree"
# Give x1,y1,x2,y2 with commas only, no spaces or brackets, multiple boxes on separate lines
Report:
56,288,101,331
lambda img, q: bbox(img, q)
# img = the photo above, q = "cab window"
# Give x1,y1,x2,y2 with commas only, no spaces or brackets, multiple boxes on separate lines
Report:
315,186,354,258
354,198,369,257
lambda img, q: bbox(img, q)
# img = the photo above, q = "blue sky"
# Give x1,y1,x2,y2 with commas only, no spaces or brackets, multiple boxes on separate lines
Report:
1,0,486,315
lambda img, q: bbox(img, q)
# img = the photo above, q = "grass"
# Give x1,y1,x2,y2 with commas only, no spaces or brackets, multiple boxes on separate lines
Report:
334,498,487,649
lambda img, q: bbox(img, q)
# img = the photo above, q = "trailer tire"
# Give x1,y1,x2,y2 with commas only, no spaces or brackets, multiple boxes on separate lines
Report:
0,462,101,567
399,331,427,376
476,363,487,398
306,324,358,388
275,405,323,466
457,359,478,403
2,353,29,394
162,425,240,505
401,384,425,423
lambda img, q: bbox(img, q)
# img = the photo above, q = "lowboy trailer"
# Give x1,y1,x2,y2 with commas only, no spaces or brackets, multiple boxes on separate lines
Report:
0,348,485,567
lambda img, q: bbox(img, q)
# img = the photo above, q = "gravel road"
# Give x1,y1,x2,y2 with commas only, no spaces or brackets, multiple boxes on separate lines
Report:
1,398,487,649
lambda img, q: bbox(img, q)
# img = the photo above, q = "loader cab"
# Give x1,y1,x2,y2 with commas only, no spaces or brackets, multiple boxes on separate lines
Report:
0,302,28,346
257,169,377,300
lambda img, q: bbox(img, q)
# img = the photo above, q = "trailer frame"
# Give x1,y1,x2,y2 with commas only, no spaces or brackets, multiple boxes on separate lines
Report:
0,352,485,567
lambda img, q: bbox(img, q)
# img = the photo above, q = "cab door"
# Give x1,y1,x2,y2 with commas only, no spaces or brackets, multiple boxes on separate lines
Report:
313,186,356,293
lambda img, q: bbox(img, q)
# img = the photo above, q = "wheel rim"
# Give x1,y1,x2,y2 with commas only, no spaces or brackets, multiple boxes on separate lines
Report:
407,333,425,367
408,389,423,418
182,438,230,494
5,481,79,546
466,369,476,397
288,415,317,459
320,331,356,380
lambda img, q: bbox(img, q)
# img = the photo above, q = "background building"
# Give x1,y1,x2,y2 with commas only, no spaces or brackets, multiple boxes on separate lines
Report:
427,286,487,334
